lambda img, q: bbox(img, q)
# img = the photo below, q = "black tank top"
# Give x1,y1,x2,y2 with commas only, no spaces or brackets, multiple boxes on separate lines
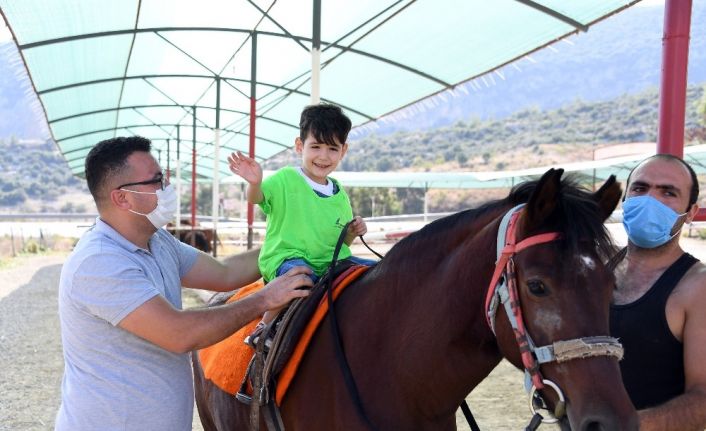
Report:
610,253,698,409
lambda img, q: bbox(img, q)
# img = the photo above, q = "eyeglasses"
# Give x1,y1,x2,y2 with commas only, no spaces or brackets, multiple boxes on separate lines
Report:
117,174,166,191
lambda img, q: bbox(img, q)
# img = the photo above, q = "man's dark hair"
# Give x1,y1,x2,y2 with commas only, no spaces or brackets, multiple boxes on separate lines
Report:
85,136,152,204
299,103,351,147
624,153,699,209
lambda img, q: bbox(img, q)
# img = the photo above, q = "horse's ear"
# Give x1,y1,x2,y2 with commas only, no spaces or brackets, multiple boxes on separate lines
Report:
523,168,563,231
592,174,621,222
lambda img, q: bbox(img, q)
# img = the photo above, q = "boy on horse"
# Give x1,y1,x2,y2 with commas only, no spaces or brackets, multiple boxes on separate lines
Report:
229,103,376,346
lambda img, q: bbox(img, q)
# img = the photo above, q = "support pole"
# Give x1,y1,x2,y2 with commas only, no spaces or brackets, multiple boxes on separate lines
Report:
423,185,429,223
192,106,197,232
247,32,257,250
657,0,705,222
657,0,692,157
213,77,221,257
311,0,322,104
176,126,181,235
166,139,170,182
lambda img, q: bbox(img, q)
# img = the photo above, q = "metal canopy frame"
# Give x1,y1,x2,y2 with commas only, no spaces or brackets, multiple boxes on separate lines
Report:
1,0,646,180
7,0,695,243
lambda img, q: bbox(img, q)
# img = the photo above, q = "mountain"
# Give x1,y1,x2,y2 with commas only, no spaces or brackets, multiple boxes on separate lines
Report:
351,1,706,136
0,43,46,140
1,2,706,214
262,84,705,174
1,86,705,214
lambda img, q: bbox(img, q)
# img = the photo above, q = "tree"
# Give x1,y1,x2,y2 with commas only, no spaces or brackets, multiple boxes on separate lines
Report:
347,187,402,217
456,152,468,166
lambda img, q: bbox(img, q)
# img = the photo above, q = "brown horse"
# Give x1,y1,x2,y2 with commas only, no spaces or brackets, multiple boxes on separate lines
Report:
193,169,638,430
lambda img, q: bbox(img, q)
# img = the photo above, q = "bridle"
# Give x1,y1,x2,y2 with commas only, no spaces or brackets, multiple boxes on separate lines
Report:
484,204,624,426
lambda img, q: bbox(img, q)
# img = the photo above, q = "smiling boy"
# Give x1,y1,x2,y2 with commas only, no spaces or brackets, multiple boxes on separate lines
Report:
229,104,375,343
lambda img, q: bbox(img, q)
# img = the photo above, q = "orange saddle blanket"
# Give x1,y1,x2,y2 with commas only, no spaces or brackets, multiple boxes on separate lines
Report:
197,265,369,405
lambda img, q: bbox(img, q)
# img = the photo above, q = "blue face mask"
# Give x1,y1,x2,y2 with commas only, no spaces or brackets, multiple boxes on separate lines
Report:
622,195,687,249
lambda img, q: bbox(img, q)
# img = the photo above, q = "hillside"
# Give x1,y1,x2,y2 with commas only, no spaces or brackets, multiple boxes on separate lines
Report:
265,84,706,173
265,84,706,214
1,85,705,215
0,138,93,213
343,86,705,173
355,1,706,133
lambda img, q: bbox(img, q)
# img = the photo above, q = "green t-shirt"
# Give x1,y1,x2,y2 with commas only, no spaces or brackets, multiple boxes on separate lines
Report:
258,166,353,282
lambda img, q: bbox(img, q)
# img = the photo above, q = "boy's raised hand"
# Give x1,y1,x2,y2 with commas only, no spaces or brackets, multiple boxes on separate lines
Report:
228,151,262,185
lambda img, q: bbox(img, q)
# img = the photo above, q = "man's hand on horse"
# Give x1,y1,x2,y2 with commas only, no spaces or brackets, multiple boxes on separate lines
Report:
259,266,313,311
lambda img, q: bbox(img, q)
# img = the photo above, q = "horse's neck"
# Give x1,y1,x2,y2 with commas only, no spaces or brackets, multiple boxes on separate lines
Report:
349,207,506,410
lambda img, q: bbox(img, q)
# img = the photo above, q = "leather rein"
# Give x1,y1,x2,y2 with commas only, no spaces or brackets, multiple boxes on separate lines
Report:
484,204,624,425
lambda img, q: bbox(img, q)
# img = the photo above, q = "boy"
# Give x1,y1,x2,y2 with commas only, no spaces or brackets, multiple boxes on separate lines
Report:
228,103,376,344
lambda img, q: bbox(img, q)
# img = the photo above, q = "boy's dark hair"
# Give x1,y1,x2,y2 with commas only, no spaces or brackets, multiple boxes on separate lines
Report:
624,153,699,210
299,103,352,146
85,136,152,205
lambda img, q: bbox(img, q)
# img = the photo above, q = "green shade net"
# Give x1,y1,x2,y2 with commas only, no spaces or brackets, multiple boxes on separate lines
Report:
1,0,642,182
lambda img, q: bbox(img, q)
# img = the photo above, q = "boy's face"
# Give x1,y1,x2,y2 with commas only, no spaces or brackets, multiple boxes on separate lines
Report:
295,134,347,185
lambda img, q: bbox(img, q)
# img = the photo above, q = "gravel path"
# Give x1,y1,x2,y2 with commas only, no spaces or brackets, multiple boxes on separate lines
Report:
0,254,205,431
0,255,66,431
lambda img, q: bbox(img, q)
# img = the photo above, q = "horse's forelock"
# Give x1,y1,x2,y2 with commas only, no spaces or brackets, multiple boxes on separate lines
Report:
510,176,616,259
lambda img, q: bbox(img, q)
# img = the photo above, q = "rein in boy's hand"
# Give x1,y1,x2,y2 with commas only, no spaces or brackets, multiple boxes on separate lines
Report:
344,217,368,245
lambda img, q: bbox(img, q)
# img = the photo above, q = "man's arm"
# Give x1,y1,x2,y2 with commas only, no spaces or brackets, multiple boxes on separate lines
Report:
181,248,261,292
119,266,313,353
639,267,706,431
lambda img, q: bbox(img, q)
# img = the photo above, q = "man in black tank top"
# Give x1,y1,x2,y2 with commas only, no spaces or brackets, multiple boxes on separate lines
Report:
610,155,706,431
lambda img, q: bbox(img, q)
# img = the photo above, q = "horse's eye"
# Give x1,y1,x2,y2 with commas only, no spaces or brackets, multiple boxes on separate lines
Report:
527,280,548,296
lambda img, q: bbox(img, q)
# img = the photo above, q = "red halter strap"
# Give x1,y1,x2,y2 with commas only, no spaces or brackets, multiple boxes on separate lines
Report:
484,210,561,327
484,208,561,389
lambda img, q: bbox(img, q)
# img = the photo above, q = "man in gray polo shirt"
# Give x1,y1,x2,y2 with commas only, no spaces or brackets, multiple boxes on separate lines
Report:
56,136,313,431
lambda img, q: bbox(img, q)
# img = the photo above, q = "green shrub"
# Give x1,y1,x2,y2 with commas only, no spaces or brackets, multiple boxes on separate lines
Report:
22,239,46,254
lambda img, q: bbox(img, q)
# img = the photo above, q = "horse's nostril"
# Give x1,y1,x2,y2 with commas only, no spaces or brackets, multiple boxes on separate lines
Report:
582,422,603,431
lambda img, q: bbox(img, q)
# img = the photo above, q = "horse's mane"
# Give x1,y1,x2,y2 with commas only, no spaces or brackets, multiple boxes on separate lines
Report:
387,176,615,260
508,176,615,258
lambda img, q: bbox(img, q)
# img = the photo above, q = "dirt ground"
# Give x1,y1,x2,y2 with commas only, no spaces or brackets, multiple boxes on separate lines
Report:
2,234,705,430
0,251,544,431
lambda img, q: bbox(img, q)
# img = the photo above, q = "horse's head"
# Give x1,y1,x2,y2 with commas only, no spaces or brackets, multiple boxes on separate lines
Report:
491,168,637,431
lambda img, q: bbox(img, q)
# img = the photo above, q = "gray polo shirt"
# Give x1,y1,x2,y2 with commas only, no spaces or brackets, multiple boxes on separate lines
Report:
55,218,199,431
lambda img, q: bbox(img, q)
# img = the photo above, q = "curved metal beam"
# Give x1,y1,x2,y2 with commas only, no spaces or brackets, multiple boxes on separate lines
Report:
514,0,589,32
40,75,375,121
66,140,268,167
18,27,451,88
48,103,299,129
58,123,289,150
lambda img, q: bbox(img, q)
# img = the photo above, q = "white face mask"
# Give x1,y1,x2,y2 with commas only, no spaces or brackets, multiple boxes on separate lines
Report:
122,184,178,229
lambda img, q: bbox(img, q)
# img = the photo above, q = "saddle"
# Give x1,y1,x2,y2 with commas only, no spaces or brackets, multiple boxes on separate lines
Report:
200,220,382,430
238,260,371,430
197,261,370,430
239,260,361,394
